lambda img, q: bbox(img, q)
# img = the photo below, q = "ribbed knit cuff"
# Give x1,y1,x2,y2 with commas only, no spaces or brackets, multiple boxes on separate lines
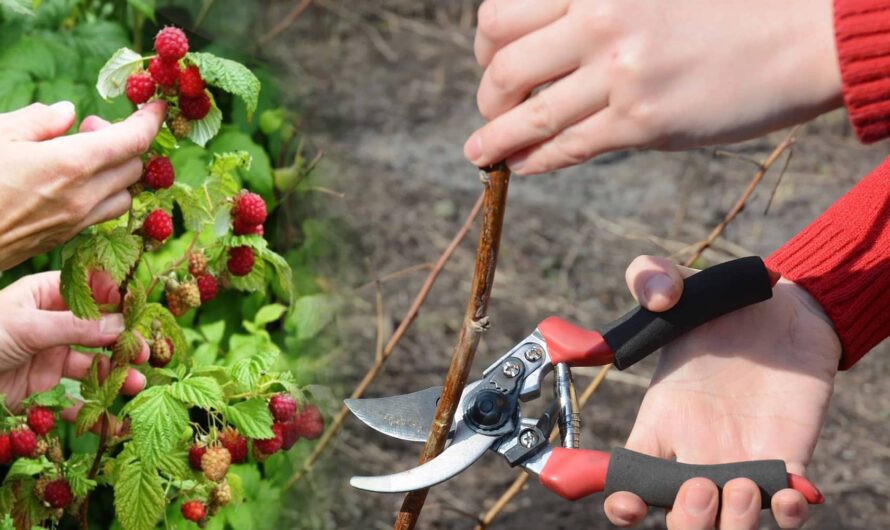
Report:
834,0,890,142
766,157,890,369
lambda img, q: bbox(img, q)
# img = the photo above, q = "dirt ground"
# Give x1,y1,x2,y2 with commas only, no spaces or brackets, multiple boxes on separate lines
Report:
262,2,890,529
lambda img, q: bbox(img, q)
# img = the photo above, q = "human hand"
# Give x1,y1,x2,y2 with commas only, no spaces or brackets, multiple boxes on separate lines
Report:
603,256,840,529
465,0,843,174
0,100,166,271
0,271,148,420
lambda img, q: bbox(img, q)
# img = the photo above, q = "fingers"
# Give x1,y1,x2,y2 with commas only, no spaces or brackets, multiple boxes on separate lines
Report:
604,491,648,527
15,311,125,351
474,0,570,67
77,188,134,231
79,115,111,133
664,478,719,530
771,488,809,529
624,255,693,312
0,101,77,141
719,478,762,530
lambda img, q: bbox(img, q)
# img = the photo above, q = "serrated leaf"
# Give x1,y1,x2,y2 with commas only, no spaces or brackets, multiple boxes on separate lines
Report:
19,384,72,410
168,377,224,410
227,350,278,389
114,454,165,530
223,399,274,439
93,229,141,283
288,294,338,340
209,151,251,178
127,388,189,465
155,447,189,480
97,47,144,100
76,402,104,436
261,248,295,307
124,281,146,329
151,125,178,156
60,247,100,320
6,458,53,478
253,304,287,327
65,454,98,497
186,100,222,147
101,366,129,407
188,52,260,119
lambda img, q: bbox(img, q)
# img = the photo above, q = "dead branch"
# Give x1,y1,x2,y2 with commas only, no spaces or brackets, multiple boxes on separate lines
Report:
256,0,314,48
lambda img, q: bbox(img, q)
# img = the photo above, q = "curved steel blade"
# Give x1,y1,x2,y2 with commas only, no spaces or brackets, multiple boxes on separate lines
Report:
345,386,442,442
349,426,496,493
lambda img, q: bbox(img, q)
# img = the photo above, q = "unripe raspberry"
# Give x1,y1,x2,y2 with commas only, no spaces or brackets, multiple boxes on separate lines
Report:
27,406,55,436
227,246,255,276
154,26,189,62
34,438,48,458
218,428,248,464
179,92,211,120
188,251,208,276
232,218,263,236
168,114,192,139
10,426,37,458
149,338,174,368
212,480,232,507
44,478,73,509
252,423,284,455
148,56,180,88
0,433,12,464
178,281,201,309
232,192,267,225
268,394,297,423
181,500,206,523
47,437,63,464
188,443,206,471
126,73,156,105
294,404,324,440
143,156,175,190
143,210,173,242
179,65,205,98
196,274,218,303
280,420,300,451
201,446,231,482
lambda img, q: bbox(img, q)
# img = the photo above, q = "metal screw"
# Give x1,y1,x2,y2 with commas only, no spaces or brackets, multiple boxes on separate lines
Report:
502,360,521,378
524,346,544,362
519,429,539,448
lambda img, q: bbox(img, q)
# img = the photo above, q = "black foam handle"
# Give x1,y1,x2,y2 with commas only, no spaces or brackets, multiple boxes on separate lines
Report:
602,256,773,370
604,448,788,509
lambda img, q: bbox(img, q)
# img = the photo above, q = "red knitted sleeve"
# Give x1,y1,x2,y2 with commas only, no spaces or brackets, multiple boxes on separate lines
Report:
834,0,890,142
766,158,890,369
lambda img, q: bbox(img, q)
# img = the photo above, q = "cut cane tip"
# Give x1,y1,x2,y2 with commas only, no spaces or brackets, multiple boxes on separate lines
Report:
787,473,824,504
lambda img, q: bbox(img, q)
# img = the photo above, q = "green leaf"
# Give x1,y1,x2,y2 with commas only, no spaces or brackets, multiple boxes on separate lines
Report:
289,294,338,340
64,454,97,497
186,100,222,147
60,245,100,320
0,69,34,113
135,303,188,357
0,35,55,78
93,228,141,283
261,248,295,307
126,387,189,465
253,304,287,327
114,454,165,530
224,399,274,439
151,125,177,156
168,377,224,410
0,0,34,16
155,447,189,480
96,47,144,100
124,281,147,329
209,151,251,179
19,384,72,410
227,349,278,389
228,255,267,294
75,402,104,436
101,366,130,407
188,52,261,119
6,458,53,478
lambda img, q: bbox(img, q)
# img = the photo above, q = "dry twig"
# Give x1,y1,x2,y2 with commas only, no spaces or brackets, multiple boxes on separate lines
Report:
256,0,314,48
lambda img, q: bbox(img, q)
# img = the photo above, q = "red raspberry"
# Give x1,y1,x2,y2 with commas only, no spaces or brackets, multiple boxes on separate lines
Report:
27,407,55,436
201,446,231,482
126,73,156,105
179,65,205,98
148,57,179,88
232,218,263,236
252,423,284,455
188,444,206,471
232,192,267,225
280,420,300,451
294,404,324,440
149,338,174,368
143,156,175,190
179,92,211,120
227,246,255,277
143,210,173,242
0,433,11,464
43,479,73,509
219,428,248,464
154,27,189,62
10,427,37,458
196,274,218,303
268,394,297,423
181,500,206,523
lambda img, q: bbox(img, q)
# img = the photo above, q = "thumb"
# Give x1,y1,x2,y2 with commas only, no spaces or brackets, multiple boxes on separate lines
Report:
625,255,697,312
0,101,77,141
11,311,125,351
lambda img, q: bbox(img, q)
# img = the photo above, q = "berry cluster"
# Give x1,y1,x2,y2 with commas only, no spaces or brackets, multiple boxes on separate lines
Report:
226,191,268,278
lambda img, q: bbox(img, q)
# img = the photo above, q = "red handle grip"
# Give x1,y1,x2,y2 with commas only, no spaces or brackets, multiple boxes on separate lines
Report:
538,447,611,501
537,317,613,367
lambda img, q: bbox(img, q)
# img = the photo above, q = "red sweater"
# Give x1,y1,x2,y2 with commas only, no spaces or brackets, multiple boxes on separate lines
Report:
765,0,890,369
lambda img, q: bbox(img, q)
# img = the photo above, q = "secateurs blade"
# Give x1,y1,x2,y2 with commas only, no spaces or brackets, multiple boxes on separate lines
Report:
347,257,824,508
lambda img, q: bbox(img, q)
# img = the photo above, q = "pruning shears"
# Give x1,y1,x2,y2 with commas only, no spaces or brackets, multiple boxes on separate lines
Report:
346,257,823,507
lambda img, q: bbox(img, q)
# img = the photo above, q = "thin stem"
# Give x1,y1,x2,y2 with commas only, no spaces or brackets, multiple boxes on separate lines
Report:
146,232,200,297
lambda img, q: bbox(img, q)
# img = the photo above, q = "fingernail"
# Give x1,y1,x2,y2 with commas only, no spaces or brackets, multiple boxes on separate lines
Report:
684,483,713,515
50,100,75,116
99,314,126,335
134,371,147,389
642,273,675,307
726,487,754,516
507,155,526,173
611,503,636,525
780,498,802,519
464,134,483,162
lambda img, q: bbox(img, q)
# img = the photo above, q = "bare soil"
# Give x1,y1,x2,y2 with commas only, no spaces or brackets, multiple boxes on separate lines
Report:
262,2,890,529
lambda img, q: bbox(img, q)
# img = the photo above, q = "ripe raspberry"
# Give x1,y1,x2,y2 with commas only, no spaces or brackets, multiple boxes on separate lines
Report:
27,407,55,436
280,420,300,451
212,480,232,507
294,404,324,440
181,500,206,523
227,246,255,276
253,423,284,455
149,338,174,368
232,192,267,225
148,56,179,88
218,428,248,464
179,65,205,98
201,446,231,482
0,433,11,464
268,394,297,423
232,218,264,236
143,156,175,190
10,427,37,458
44,479,73,509
154,27,189,62
196,274,218,303
168,113,191,139
143,210,173,242
188,444,206,471
188,251,208,276
179,92,211,120
126,73,156,105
